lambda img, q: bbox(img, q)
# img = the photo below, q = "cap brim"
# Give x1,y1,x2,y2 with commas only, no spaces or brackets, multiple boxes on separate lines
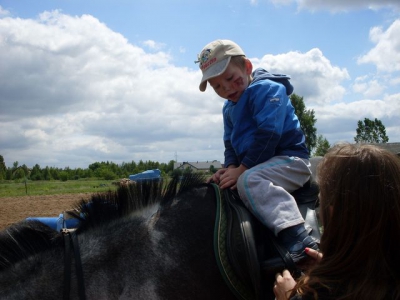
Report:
199,57,231,92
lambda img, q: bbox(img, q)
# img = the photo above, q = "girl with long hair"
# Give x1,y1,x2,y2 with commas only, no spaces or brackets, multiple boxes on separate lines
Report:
274,144,400,299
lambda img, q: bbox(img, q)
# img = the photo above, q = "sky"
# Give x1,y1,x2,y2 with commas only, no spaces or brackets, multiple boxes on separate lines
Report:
0,0,399,169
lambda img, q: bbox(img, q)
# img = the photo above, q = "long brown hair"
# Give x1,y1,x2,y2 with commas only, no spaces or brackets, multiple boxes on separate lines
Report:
294,144,400,299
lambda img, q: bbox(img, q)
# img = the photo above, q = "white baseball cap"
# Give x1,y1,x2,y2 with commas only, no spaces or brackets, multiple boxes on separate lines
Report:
196,39,245,92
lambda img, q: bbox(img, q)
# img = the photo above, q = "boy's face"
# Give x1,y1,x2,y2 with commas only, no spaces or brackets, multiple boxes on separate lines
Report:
208,59,252,102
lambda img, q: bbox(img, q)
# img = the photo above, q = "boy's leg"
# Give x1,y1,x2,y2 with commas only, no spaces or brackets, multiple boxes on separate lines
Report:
236,156,318,262
236,156,310,235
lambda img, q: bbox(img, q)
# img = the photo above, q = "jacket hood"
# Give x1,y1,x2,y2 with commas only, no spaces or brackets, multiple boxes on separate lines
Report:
251,68,294,95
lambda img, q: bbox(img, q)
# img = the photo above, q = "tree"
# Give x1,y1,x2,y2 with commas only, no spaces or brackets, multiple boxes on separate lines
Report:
30,164,43,180
313,135,331,157
43,167,52,180
171,168,183,177
209,165,217,174
165,160,175,174
183,167,193,175
10,162,30,194
11,162,30,180
0,155,6,180
354,118,389,144
290,94,317,153
59,171,69,182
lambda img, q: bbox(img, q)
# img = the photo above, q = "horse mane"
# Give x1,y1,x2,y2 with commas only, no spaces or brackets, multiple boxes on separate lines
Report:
69,173,207,232
0,174,207,271
0,220,62,270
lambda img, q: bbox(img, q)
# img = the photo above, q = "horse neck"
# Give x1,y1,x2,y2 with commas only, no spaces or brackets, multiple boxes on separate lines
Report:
0,247,65,299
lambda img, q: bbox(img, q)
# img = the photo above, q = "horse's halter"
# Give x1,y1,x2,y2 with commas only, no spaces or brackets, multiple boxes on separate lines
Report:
62,228,86,300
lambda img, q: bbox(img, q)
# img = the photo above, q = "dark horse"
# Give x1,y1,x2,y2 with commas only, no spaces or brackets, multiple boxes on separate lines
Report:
0,173,320,300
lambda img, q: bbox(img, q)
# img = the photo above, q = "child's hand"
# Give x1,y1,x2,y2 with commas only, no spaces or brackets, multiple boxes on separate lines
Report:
207,168,226,184
219,165,247,189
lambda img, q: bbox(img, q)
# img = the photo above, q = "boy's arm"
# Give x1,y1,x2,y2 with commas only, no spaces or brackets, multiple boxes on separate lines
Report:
241,129,280,168
223,102,239,167
241,83,287,168
224,140,239,167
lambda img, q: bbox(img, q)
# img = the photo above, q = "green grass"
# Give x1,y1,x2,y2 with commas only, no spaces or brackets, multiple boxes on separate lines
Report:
0,179,118,197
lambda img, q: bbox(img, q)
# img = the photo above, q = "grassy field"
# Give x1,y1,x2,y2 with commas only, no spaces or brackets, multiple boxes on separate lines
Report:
0,179,118,197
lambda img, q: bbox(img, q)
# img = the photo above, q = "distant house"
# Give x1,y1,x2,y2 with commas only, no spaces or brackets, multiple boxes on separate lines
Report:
173,160,223,173
372,142,400,156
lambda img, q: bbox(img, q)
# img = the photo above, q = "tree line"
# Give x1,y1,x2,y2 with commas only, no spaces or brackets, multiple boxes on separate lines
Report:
0,94,389,181
0,158,177,181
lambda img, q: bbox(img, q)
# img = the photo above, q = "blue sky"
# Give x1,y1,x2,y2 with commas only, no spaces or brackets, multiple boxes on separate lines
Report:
0,0,399,168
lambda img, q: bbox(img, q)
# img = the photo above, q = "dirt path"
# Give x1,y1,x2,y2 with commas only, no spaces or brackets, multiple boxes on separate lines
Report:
0,193,93,230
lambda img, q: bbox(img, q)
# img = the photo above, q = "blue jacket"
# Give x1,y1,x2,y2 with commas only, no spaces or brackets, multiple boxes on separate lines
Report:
223,68,309,169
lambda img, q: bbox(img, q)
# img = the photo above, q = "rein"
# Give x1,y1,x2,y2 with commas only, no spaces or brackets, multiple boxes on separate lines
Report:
62,229,86,300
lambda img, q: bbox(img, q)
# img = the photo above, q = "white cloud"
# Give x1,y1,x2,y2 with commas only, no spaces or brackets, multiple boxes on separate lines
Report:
390,76,400,86
141,40,166,51
252,48,350,105
0,10,223,167
0,5,10,16
269,0,400,12
352,77,385,98
357,20,400,72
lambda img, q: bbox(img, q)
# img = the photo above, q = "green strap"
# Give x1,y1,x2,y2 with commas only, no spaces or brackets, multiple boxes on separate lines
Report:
212,184,255,300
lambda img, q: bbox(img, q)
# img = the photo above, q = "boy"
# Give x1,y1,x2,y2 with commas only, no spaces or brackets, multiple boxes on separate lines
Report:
196,39,318,264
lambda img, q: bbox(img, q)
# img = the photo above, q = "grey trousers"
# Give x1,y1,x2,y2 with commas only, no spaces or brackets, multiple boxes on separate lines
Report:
237,156,311,236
